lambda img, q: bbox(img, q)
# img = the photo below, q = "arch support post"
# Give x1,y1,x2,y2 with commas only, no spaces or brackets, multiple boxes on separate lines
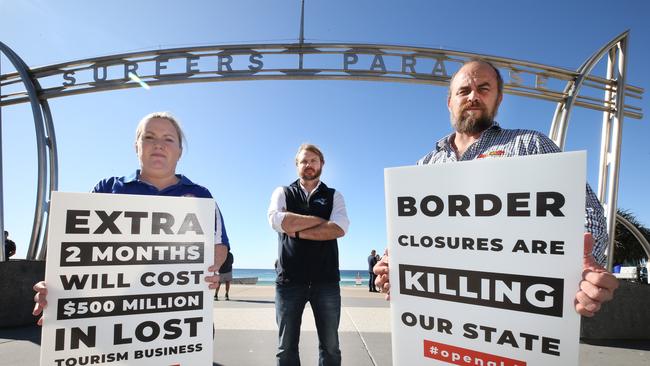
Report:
616,213,650,260
0,57,4,261
548,32,631,271
601,39,628,271
0,41,58,260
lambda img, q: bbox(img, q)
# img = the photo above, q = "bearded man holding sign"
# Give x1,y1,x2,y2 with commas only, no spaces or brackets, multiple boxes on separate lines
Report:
374,59,618,316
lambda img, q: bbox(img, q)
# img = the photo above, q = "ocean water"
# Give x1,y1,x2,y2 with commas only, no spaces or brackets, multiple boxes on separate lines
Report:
232,268,372,287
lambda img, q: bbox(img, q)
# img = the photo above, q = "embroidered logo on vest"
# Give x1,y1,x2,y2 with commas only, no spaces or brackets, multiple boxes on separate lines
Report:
313,198,328,205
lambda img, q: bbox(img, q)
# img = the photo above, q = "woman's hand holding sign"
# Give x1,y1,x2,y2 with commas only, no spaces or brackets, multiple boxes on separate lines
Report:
205,243,228,289
32,281,47,326
575,233,619,317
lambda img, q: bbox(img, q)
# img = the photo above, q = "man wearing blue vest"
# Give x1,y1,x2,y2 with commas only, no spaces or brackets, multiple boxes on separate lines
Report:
268,143,350,366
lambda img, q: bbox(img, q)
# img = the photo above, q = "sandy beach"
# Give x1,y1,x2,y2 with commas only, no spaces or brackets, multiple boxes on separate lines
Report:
1,285,648,365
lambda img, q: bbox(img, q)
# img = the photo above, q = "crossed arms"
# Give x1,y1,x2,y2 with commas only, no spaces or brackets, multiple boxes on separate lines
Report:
268,186,349,240
280,213,344,240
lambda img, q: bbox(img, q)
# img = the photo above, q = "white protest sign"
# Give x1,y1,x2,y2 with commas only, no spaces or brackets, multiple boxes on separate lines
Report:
385,152,586,366
40,192,215,366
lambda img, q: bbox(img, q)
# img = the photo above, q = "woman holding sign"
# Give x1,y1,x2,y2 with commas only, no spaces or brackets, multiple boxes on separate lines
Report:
32,111,230,325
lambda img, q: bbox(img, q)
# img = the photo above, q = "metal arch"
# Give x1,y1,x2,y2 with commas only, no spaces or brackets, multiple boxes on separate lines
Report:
0,41,54,260
549,31,629,149
0,55,3,261
547,32,630,271
616,213,650,260
10,55,59,261
603,39,628,271
0,38,644,264
598,48,616,202
36,99,58,260
1,42,643,117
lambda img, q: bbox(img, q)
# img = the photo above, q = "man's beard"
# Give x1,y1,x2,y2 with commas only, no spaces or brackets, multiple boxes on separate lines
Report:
301,167,321,181
451,101,497,134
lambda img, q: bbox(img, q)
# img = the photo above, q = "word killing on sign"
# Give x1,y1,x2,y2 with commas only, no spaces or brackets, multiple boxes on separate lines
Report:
399,264,564,317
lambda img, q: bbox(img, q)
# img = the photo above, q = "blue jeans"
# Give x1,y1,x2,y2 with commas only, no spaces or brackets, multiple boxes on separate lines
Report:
275,282,341,366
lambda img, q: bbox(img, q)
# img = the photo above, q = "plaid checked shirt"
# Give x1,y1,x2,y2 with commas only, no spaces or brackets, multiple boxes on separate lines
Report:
418,122,608,265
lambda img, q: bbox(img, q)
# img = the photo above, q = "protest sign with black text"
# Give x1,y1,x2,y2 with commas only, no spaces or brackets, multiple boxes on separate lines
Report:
385,152,586,366
40,192,215,366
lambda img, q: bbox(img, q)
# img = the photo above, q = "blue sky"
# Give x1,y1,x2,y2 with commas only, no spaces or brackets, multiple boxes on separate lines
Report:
1,0,648,269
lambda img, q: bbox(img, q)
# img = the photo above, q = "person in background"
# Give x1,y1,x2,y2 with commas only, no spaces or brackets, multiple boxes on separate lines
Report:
374,59,618,317
4,231,16,260
268,143,350,366
215,251,234,300
32,111,230,325
367,249,378,292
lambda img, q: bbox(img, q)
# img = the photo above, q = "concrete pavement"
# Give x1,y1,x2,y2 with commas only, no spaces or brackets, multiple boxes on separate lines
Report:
212,285,391,366
1,285,648,365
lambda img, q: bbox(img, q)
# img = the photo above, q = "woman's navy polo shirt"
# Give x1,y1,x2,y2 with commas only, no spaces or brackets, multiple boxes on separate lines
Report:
93,170,230,247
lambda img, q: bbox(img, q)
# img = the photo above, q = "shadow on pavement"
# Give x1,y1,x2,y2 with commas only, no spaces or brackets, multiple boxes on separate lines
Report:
581,339,650,351
223,299,275,304
0,325,41,345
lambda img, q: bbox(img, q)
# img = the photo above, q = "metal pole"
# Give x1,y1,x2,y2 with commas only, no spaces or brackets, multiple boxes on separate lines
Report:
548,102,563,145
36,100,58,260
0,42,48,260
0,53,5,261
605,40,628,271
298,0,305,70
299,0,305,45
616,213,650,259
597,49,616,203
549,31,630,150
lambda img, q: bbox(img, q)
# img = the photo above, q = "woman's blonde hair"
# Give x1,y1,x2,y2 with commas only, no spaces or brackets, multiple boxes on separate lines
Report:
135,111,186,149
